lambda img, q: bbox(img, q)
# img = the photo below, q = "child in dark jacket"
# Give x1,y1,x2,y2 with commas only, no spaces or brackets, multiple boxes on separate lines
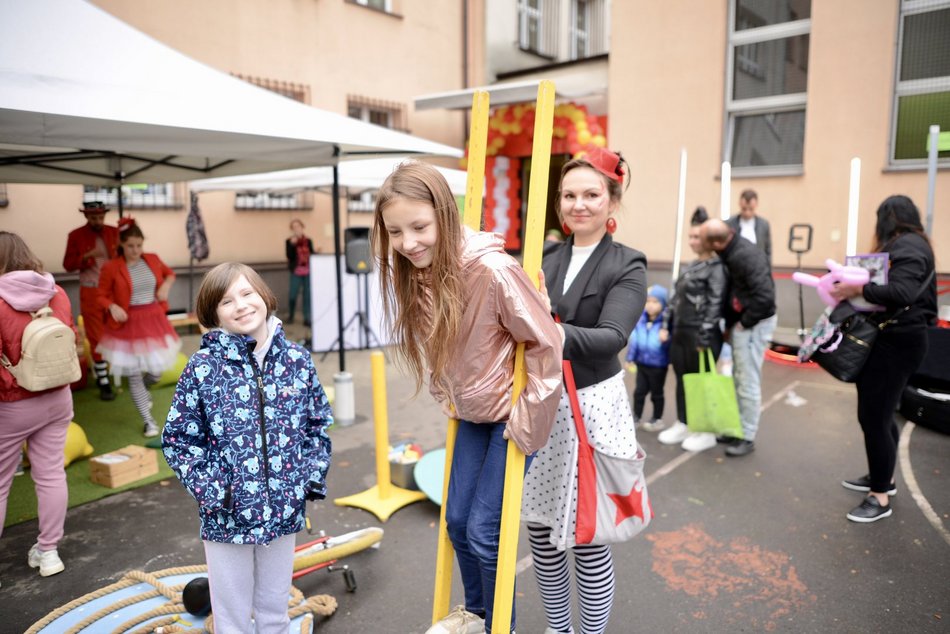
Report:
162,262,332,633
625,284,671,431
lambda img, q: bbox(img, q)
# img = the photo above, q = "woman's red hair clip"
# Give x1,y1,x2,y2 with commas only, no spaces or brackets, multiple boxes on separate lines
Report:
583,147,626,184
117,216,136,232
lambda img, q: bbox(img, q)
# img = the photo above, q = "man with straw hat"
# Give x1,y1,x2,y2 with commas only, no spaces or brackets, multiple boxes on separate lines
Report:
63,201,119,400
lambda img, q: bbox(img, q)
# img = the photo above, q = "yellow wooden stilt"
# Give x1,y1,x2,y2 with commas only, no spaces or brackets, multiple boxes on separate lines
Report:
334,350,426,521
491,79,556,634
432,89,491,625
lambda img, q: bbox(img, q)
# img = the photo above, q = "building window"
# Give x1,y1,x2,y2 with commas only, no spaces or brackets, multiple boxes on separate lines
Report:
570,0,608,60
518,0,557,58
232,74,310,104
346,96,407,213
725,0,810,174
354,0,391,11
83,183,182,209
235,190,313,211
0,184,8,208
892,0,950,164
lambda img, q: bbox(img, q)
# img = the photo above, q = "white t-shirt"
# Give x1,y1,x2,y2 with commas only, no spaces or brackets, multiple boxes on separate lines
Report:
739,216,757,244
563,242,598,292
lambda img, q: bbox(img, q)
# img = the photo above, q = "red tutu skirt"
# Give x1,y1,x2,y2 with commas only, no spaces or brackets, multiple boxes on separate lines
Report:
97,303,181,378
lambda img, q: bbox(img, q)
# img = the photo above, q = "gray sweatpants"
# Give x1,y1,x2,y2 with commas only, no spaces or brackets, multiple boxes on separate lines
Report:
203,533,296,633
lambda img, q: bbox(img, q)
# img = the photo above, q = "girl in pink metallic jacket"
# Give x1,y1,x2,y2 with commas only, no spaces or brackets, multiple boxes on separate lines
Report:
373,161,563,634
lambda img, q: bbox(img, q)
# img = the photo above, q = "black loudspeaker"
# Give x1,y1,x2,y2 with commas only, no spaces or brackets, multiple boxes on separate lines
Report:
344,227,373,274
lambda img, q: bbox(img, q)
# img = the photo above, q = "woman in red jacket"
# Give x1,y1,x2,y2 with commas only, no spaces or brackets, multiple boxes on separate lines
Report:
0,231,77,579
97,218,181,437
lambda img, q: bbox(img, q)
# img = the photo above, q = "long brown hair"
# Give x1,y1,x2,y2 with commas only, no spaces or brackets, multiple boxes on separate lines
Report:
372,162,464,394
0,231,44,275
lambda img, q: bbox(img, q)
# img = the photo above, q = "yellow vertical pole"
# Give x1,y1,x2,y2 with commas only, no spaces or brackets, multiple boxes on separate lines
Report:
492,80,555,633
432,89,491,624
371,350,392,499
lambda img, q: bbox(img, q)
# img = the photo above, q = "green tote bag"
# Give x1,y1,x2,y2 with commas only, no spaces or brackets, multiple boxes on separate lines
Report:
683,349,743,439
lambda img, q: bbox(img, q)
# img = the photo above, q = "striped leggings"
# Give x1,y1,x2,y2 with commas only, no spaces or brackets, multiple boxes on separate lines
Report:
527,523,615,634
127,373,157,425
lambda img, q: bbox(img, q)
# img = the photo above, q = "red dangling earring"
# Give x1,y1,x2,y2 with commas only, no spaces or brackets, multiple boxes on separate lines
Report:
606,217,617,234
561,223,571,236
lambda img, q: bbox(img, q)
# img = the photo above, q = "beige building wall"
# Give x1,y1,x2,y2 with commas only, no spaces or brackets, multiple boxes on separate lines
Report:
610,0,947,272
3,0,465,272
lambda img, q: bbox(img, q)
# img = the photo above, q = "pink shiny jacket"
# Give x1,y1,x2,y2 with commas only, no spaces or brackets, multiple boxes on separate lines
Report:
429,229,563,454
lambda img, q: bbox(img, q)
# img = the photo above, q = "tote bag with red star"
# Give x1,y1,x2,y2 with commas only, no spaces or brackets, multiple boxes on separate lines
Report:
563,358,653,545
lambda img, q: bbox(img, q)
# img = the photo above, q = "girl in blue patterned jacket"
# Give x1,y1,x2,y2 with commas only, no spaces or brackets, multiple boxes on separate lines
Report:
162,262,332,633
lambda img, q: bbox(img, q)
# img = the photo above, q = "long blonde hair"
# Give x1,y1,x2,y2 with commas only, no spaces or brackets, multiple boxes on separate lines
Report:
372,162,465,394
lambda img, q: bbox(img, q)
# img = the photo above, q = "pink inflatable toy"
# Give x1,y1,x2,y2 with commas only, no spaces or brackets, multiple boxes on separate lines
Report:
792,258,870,307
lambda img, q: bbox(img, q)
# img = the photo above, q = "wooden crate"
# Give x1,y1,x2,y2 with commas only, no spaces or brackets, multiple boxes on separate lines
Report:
89,445,159,488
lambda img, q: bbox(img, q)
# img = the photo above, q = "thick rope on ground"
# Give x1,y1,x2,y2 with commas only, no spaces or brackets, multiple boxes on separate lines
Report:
25,564,335,634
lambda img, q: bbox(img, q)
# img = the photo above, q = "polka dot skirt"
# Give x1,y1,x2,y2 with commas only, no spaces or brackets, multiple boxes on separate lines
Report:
522,370,638,549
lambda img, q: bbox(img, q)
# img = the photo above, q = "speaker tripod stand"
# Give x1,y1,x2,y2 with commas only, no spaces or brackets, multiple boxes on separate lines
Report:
320,272,381,361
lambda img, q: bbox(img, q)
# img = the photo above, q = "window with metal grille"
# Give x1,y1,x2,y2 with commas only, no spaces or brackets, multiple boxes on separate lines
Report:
725,0,811,175
891,0,950,165
82,183,184,210
346,96,407,213
229,74,313,209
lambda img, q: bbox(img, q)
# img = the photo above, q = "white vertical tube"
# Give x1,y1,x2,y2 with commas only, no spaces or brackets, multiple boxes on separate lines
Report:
926,124,939,236
719,161,731,220
846,157,861,257
671,148,688,286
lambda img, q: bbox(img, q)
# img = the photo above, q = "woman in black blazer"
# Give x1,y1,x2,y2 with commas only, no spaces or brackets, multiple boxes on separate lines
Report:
522,148,646,634
830,195,937,523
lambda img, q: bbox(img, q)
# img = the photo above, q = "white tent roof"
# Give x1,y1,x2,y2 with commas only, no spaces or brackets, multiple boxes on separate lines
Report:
189,158,469,196
0,0,460,185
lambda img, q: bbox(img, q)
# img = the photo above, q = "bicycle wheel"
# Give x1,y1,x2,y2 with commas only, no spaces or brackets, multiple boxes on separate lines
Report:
293,527,383,570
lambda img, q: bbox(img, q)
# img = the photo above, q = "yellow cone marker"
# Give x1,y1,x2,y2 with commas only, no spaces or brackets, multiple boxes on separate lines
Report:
334,350,426,521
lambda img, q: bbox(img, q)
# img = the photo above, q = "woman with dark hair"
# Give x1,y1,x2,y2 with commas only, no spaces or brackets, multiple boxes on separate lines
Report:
97,217,181,437
522,148,648,634
658,206,727,452
830,194,937,523
285,218,315,326
0,232,76,578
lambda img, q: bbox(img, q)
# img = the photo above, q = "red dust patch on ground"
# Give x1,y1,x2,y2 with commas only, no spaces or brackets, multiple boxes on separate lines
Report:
647,523,817,630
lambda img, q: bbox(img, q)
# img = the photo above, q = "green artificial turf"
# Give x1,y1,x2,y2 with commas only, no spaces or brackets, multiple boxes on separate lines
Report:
4,382,177,528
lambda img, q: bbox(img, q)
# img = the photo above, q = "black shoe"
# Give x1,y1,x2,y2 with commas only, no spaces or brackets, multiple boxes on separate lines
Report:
716,435,740,445
725,439,755,457
842,475,896,496
847,496,892,523
98,382,116,401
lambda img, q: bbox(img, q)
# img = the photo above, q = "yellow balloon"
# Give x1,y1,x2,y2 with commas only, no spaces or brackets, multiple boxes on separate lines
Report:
592,134,607,147
155,352,188,389
577,129,592,145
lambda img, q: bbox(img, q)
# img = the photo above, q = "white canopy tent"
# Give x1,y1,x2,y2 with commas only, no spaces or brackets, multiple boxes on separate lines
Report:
189,158,468,196
0,0,460,186
0,0,461,371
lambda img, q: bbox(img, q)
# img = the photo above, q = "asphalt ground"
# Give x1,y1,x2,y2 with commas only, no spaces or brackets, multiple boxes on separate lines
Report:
1,325,948,633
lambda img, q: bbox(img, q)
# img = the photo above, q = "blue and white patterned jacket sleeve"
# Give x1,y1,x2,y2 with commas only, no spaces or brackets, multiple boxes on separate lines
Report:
303,355,333,500
162,351,231,511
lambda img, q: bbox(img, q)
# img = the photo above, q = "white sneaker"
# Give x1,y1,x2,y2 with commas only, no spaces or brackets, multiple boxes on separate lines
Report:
681,432,717,452
425,606,486,634
658,421,689,445
143,421,160,438
639,419,666,432
28,544,65,577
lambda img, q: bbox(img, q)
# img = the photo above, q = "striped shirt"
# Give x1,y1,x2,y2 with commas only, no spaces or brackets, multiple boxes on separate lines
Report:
128,260,157,306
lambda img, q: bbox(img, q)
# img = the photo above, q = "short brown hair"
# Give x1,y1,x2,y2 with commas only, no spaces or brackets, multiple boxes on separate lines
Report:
194,263,278,330
0,231,44,275
740,189,758,203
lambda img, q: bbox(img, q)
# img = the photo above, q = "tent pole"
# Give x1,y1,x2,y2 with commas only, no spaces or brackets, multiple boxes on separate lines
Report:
332,157,346,372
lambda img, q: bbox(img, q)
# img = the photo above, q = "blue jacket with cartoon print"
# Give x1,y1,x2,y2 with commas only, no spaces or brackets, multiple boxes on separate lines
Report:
162,325,332,544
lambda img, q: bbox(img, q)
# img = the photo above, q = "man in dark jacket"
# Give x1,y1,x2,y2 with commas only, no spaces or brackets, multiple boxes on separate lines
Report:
701,219,777,456
726,189,772,265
